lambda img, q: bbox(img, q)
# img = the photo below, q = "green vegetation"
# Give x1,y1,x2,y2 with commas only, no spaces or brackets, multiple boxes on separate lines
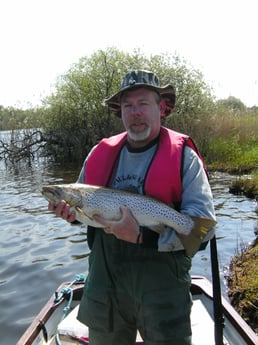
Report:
39,49,217,162
229,174,258,199
0,105,45,130
0,47,257,181
226,241,258,333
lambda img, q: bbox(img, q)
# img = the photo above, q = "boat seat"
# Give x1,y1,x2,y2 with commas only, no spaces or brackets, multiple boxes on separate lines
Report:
57,298,220,345
57,305,88,338
57,305,143,342
191,297,215,345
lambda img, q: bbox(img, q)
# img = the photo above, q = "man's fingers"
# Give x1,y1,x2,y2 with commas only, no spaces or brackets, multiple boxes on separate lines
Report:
55,200,67,217
120,206,131,218
67,211,76,223
48,202,56,211
93,214,110,227
48,200,75,222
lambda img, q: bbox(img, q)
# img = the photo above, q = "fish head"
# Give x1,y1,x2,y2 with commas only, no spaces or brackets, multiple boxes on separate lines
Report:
41,184,83,207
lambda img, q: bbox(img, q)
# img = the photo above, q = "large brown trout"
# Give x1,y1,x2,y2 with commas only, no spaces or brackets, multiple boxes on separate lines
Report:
42,183,215,237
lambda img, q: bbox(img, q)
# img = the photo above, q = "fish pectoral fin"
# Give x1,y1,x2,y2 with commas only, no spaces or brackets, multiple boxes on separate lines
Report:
75,206,94,221
148,224,165,234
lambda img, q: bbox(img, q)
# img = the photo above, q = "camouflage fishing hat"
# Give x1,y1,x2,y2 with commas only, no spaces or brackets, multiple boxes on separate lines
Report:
104,70,176,117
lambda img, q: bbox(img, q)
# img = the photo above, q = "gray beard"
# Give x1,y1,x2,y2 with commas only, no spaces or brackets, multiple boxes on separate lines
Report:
127,126,151,142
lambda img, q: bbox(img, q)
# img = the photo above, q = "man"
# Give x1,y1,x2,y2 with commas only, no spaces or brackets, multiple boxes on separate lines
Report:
49,70,216,345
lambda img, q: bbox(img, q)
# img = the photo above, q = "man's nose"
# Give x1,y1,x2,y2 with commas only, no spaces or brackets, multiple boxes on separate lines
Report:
131,105,140,115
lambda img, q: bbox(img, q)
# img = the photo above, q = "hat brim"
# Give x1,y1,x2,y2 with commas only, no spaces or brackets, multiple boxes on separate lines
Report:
104,84,175,118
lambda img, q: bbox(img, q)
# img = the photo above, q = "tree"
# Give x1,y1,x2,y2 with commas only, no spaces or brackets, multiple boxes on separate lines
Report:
0,105,45,130
216,96,246,112
42,47,215,162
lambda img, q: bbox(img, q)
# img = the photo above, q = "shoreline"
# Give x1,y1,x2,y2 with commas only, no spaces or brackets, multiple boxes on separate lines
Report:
225,236,258,334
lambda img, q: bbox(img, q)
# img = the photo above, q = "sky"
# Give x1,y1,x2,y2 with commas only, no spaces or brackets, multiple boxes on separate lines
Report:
1,0,257,108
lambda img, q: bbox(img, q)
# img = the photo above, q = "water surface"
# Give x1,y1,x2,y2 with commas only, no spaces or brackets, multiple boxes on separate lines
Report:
0,160,256,344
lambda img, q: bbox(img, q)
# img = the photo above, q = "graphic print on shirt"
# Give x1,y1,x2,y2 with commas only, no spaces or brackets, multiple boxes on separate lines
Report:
111,144,157,194
112,174,145,194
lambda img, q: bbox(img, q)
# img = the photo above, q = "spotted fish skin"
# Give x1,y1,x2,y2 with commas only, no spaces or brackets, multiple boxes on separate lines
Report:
42,183,195,235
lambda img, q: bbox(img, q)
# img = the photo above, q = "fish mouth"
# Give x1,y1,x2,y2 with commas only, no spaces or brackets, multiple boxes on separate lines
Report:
41,187,56,201
41,185,82,208
41,186,60,202
42,186,54,195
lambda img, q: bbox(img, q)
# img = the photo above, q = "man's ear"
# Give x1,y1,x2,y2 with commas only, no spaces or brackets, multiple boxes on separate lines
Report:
160,98,174,118
160,99,168,118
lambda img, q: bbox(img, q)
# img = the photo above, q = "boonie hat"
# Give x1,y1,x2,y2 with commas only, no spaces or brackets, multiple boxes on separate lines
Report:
104,70,176,117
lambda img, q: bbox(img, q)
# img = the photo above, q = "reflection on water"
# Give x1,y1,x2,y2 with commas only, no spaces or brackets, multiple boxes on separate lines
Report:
0,158,257,344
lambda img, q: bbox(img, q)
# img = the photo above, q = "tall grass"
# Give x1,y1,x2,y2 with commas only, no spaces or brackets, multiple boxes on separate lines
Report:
168,108,258,173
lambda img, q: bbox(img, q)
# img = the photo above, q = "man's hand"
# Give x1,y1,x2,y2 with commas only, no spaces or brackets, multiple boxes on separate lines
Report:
48,201,76,223
93,206,141,244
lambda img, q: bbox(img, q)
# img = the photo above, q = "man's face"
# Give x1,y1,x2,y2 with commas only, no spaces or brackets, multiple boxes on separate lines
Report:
120,88,161,148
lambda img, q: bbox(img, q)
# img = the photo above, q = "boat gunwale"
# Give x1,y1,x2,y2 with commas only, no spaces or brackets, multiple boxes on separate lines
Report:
16,277,257,345
191,275,257,344
16,283,84,345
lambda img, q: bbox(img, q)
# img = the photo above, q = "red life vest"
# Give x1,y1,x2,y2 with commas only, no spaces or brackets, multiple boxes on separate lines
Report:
85,126,204,206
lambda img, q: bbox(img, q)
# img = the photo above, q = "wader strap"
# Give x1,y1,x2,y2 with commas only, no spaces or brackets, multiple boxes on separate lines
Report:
210,235,225,345
87,226,96,249
141,227,159,249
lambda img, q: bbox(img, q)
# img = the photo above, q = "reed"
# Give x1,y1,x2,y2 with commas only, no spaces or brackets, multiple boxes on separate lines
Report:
168,108,258,173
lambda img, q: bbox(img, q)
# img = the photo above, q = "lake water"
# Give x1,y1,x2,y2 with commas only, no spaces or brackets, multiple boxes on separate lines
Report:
0,153,257,344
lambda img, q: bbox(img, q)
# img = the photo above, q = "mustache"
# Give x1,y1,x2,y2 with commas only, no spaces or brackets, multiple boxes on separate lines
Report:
129,118,146,125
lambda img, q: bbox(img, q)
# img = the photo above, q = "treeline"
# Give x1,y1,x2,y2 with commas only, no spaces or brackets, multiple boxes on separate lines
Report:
0,106,45,130
0,48,257,174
